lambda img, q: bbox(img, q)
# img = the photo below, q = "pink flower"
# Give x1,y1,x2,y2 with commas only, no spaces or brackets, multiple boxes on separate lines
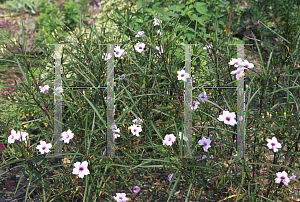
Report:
133,186,140,193
39,85,50,93
0,143,5,150
231,67,246,80
4,116,6,121
275,171,290,186
129,124,142,137
8,129,20,144
114,193,128,201
266,137,282,152
217,110,237,126
198,137,211,152
163,134,176,146
36,140,52,154
228,58,243,67
72,161,90,179
168,173,177,182
177,69,190,82
135,31,145,38
153,18,162,26
60,129,74,144
290,173,296,181
135,42,145,53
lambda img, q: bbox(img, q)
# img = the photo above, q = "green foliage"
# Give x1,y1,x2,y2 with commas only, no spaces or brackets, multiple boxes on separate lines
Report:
35,0,88,44
0,0,42,14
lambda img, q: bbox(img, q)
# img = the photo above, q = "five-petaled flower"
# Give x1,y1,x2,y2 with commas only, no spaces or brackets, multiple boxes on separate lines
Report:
228,58,244,67
8,129,20,144
275,171,290,186
217,110,237,126
72,161,90,179
39,85,50,93
198,91,210,103
114,193,128,201
129,124,142,137
60,129,74,144
135,42,145,53
114,46,125,58
153,18,162,26
177,69,190,82
163,134,176,146
266,137,282,152
231,67,246,80
198,137,211,152
36,140,52,154
135,31,145,38
203,44,213,55
133,186,141,194
102,53,112,61
189,101,200,110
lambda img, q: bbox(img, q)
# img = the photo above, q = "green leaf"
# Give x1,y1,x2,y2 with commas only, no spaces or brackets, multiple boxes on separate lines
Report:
194,2,207,15
168,4,185,12
186,0,195,5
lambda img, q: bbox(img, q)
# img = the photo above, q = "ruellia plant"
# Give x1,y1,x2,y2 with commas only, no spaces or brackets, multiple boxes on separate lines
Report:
0,1,299,201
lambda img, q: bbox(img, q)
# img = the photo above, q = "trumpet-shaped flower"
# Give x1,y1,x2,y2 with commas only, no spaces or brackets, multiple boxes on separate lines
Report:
203,44,213,54
231,67,245,80
154,29,161,37
132,117,143,125
135,31,145,38
36,140,52,154
163,134,176,146
129,124,142,137
39,85,50,93
133,186,141,194
153,18,162,26
189,101,200,110
198,137,211,152
114,193,128,201
155,45,163,56
60,129,74,144
228,58,243,67
217,110,237,126
168,173,177,182
266,137,282,152
135,42,145,53
275,171,290,186
198,91,210,103
8,129,20,144
72,161,90,179
102,53,112,61
114,46,125,58
15,131,28,142
242,60,254,70
177,69,190,82
290,173,296,181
